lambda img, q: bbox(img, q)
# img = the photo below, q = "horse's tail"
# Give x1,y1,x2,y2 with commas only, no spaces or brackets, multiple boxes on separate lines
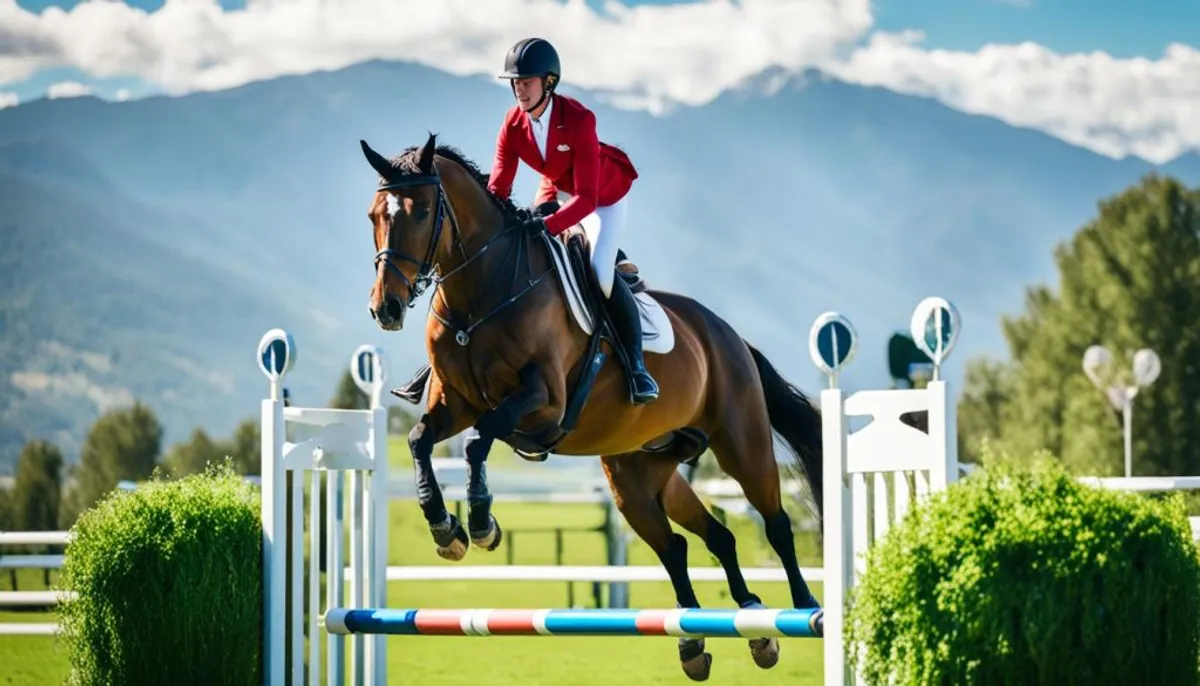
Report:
746,342,824,519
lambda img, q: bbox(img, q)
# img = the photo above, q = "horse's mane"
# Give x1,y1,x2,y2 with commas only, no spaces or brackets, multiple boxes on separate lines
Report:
388,143,530,224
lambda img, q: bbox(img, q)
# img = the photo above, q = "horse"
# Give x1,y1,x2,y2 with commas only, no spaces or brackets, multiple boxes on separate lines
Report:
360,133,824,681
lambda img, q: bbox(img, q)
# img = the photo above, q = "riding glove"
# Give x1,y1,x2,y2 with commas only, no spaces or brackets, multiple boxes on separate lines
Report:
532,200,561,218
522,216,547,236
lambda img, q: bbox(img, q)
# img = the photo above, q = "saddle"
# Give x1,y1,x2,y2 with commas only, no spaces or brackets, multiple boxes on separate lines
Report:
556,225,644,373
540,224,674,349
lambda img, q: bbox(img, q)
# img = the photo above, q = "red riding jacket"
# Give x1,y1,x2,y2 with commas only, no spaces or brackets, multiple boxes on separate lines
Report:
487,93,638,236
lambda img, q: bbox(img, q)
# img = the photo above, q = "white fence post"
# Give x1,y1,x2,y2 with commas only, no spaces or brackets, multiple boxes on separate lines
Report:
809,297,962,686
258,329,294,686
259,332,390,686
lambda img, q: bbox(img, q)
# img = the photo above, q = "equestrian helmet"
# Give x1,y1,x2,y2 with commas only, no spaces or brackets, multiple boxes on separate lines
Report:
498,37,561,89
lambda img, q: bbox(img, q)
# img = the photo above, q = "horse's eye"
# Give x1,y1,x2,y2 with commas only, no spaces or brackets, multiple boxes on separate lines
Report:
414,206,431,221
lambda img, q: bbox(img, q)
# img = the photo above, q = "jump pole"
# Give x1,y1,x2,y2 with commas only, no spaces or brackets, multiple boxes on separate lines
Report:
325,607,824,638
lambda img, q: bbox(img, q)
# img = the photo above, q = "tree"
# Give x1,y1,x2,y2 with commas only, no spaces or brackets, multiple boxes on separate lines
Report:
225,418,260,476
955,358,1016,464
163,428,226,477
329,370,368,410
387,405,417,437
0,485,12,530
957,174,1200,476
60,401,163,525
11,439,63,532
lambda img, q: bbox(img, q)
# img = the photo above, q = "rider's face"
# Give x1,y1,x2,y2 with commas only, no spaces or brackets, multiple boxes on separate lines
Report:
512,76,544,110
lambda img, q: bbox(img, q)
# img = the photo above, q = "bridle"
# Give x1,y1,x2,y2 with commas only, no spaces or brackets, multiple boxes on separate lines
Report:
372,167,551,346
373,171,463,308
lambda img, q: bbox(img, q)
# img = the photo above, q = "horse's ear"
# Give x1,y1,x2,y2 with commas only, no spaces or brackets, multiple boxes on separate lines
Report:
418,132,437,174
360,140,394,180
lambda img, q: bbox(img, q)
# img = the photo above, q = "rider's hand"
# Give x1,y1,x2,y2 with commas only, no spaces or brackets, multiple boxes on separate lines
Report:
522,216,547,236
532,200,560,218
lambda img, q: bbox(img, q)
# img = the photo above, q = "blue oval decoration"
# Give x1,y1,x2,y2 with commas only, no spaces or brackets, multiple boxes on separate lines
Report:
350,344,387,396
256,328,296,380
909,297,960,366
808,312,858,376
356,350,375,383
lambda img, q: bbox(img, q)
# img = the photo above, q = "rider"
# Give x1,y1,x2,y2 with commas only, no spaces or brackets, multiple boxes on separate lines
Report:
488,37,659,406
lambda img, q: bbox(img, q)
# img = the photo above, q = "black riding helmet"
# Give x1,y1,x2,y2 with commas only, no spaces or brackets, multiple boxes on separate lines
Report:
498,38,560,112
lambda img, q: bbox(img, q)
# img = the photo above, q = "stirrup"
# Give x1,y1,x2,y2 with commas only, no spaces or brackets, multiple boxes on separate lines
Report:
627,355,659,405
631,373,660,404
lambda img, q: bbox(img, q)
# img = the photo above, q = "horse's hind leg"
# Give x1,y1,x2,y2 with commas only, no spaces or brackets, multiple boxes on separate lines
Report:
662,470,780,670
601,454,712,682
464,362,548,551
662,470,759,607
709,427,820,611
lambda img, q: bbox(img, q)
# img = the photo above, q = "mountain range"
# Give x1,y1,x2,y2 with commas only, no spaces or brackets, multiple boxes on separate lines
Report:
1,59,1197,472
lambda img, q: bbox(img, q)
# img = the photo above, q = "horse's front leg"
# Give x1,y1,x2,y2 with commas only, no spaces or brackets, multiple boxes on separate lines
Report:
465,362,549,551
410,378,474,561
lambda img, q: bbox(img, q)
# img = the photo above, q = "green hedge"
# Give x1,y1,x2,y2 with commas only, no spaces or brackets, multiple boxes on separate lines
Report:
58,462,262,686
845,451,1200,685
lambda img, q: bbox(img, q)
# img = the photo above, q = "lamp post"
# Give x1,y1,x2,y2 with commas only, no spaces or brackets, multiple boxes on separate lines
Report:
1082,345,1161,478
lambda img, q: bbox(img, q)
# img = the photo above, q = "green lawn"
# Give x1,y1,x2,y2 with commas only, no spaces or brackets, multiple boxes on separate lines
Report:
0,442,825,685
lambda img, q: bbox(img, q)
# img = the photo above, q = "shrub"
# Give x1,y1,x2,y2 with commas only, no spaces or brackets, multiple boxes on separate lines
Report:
845,449,1200,685
58,461,262,686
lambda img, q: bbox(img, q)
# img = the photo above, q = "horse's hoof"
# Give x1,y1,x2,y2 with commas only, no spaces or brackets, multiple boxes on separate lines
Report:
436,526,469,561
470,515,503,551
681,651,712,681
679,638,711,682
432,515,470,562
749,637,779,669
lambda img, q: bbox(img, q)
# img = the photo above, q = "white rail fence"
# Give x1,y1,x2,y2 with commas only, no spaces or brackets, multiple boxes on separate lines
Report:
0,531,70,636
4,476,1199,637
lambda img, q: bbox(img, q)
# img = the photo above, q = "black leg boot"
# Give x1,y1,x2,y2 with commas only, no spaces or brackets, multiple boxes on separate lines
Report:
605,272,660,405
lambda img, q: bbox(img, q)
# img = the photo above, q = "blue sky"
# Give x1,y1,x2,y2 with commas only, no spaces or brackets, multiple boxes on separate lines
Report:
4,0,1198,162
871,0,1198,58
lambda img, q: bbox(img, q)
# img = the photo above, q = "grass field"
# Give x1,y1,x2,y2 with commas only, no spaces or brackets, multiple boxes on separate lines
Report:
1,437,827,685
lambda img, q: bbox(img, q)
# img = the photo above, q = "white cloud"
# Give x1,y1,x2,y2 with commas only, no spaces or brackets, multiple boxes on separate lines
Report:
0,91,16,108
0,0,1197,161
11,370,134,413
831,31,1200,163
0,0,871,114
114,87,132,101
47,79,92,98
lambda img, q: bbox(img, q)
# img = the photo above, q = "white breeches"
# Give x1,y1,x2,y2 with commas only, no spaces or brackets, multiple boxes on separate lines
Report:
579,195,628,299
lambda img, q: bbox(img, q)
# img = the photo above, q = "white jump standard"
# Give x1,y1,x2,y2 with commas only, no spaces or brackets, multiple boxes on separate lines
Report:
258,330,391,686
813,296,961,686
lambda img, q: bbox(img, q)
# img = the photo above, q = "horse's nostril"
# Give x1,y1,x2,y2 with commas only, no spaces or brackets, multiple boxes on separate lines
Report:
369,305,378,320
385,297,403,320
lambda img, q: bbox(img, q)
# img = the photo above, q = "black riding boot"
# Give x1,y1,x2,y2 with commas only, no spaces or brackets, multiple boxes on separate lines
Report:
605,272,660,405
